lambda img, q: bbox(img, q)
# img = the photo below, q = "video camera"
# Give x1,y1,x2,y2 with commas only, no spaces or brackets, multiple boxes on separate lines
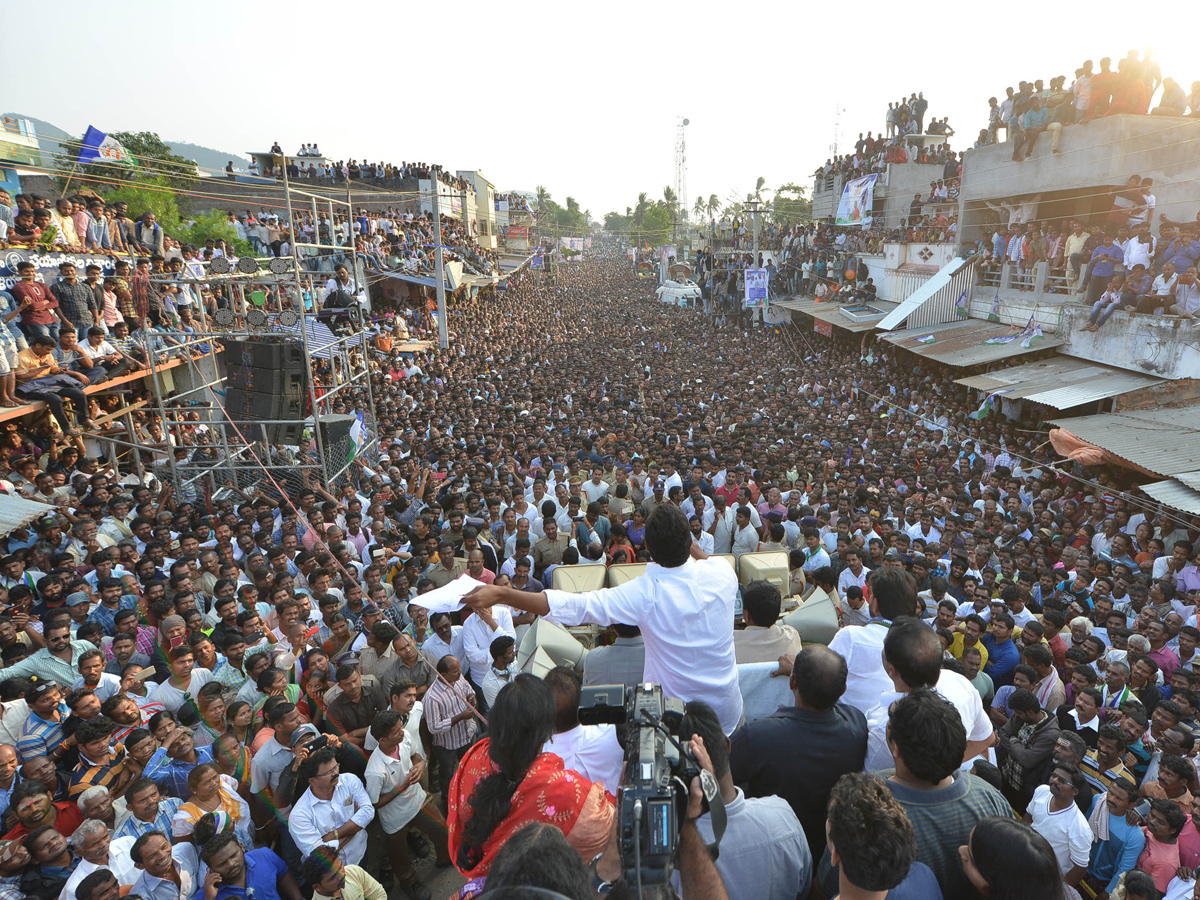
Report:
579,683,724,889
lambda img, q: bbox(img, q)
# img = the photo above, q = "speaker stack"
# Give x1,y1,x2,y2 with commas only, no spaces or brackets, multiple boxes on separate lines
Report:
221,340,308,444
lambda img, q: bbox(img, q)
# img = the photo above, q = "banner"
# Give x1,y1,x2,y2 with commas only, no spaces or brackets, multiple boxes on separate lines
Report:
560,237,585,252
531,253,544,270
744,268,769,308
1,249,117,291
835,174,877,227
763,304,790,326
506,225,528,241
814,320,834,337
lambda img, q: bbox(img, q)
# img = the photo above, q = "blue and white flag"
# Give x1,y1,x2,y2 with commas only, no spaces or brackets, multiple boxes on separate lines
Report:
76,126,135,166
346,411,365,462
955,288,969,318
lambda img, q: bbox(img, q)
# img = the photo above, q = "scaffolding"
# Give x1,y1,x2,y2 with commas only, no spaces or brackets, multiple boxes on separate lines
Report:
123,178,380,502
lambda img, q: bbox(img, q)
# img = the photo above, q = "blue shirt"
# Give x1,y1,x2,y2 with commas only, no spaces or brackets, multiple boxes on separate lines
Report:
1089,243,1124,279
190,847,288,900
87,594,140,636
887,861,943,900
1166,239,1200,272
144,744,215,798
1086,794,1146,892
981,634,1021,687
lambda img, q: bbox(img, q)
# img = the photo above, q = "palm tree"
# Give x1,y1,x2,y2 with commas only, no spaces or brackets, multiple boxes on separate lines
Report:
707,194,720,220
754,176,767,201
535,185,549,212
693,197,705,220
633,192,650,228
663,186,677,213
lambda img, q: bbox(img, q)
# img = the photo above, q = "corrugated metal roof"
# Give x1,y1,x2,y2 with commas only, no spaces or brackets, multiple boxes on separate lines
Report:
1141,479,1200,515
955,358,1162,409
1049,403,1200,477
880,319,1063,367
876,257,966,330
1175,471,1200,492
0,493,57,535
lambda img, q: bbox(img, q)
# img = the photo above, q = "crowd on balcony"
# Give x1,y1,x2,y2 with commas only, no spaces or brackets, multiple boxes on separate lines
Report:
0,249,1191,900
979,51,1200,158
245,146,475,196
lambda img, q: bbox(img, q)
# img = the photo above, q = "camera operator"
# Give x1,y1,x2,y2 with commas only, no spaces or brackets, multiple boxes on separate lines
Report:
596,737,730,900
465,505,743,735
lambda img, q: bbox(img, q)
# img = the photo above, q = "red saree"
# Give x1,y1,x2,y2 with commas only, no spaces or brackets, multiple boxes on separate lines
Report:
447,738,614,879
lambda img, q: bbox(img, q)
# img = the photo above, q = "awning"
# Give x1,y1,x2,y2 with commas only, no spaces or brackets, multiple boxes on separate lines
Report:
954,358,1162,409
271,319,366,360
380,259,464,292
880,319,1062,367
1141,479,1200,515
0,492,57,534
1048,402,1200,478
876,257,967,330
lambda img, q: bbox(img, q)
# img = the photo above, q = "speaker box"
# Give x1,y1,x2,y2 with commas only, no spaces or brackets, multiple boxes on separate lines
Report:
221,339,309,445
316,414,356,451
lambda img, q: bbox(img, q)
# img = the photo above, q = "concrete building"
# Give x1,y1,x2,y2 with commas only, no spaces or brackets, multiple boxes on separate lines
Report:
458,170,497,250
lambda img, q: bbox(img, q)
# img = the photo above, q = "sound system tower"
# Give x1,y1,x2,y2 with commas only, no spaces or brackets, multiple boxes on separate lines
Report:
221,340,308,444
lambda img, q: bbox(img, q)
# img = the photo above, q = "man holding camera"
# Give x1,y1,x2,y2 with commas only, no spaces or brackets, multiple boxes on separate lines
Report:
466,504,743,734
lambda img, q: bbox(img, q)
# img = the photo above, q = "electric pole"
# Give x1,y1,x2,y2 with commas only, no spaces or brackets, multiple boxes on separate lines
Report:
431,166,448,350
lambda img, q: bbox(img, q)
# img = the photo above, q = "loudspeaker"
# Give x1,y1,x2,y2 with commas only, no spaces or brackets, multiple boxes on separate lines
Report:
781,589,841,646
517,618,589,677
316,414,356,451
222,340,309,445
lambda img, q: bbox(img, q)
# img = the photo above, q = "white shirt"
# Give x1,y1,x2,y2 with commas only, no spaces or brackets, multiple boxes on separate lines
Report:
712,507,738,554
62,836,139,900
828,620,891,714
545,557,743,735
692,531,715,555
461,605,515,686
582,480,610,504
421,625,470,677
864,670,993,771
837,565,871,602
149,667,215,713
1026,783,1093,875
364,738,426,834
732,525,760,560
481,662,520,707
800,545,831,572
541,723,625,793
289,773,375,866
72,672,123,701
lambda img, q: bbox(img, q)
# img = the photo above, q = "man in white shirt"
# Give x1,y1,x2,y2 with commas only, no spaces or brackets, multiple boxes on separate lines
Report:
289,747,375,867
466,505,744,734
798,528,831,572
690,515,715,555
459,603,515,692
827,568,915,714
61,820,138,900
541,667,624,792
732,507,760,561
582,469,610,504
421,612,470,677
710,495,738,555
863,618,994,771
364,709,450,889
836,548,870,602
1026,767,1092,878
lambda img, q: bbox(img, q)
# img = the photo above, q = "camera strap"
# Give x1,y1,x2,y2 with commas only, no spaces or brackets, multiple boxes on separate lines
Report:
697,769,727,859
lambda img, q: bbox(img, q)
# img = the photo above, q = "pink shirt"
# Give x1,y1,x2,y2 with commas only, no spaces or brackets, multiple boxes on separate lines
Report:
1139,832,1182,892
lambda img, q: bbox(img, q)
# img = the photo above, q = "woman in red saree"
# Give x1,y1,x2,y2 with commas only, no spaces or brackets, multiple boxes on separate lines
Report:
447,674,614,880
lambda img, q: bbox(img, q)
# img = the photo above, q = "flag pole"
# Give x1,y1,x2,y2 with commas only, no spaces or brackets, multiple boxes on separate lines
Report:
60,160,80,198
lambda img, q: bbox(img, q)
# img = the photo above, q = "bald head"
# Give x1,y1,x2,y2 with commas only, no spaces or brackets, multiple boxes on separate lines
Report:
791,645,848,711
882,618,942,690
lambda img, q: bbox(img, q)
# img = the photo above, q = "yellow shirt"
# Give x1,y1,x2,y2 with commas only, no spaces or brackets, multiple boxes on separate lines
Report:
313,865,388,900
950,633,989,669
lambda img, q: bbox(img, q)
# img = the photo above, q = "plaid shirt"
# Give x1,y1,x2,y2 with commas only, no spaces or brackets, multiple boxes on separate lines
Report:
114,796,183,841
50,281,95,326
104,625,159,662
87,594,139,636
211,657,248,695
113,277,136,321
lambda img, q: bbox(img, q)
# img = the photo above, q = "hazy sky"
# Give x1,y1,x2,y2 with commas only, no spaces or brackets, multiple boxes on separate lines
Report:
7,2,1189,219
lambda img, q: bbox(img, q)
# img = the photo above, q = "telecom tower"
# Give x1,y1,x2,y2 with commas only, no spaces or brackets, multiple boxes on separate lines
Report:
675,117,689,226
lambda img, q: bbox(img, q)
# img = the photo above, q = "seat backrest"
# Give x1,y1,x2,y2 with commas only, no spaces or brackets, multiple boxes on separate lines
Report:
607,563,648,588
551,564,607,594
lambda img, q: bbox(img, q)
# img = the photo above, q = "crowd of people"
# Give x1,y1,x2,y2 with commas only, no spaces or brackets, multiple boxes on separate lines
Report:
0,247,1190,900
980,50,1200,157
243,146,473,194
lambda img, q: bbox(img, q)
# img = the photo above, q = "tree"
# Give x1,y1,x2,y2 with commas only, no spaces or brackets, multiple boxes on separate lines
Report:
633,192,650,228
98,177,182,234
176,209,252,257
754,176,767,202
707,194,721,220
535,185,550,213
771,182,812,227
693,197,705,220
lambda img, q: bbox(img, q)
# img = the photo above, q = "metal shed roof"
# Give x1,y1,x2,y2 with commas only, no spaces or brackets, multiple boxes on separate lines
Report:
955,358,1162,409
1049,403,1200,477
1141,479,1200,515
0,493,57,535
880,319,1062,367
809,302,901,333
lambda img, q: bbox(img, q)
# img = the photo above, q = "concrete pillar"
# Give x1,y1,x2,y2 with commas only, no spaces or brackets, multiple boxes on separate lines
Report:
1033,261,1049,297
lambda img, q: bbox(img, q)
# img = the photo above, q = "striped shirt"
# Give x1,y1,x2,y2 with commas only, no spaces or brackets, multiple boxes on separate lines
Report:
114,796,183,842
15,705,70,762
1081,749,1133,792
424,675,479,750
69,744,130,797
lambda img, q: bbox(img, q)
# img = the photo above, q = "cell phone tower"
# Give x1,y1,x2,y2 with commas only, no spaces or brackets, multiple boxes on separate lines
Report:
675,117,689,225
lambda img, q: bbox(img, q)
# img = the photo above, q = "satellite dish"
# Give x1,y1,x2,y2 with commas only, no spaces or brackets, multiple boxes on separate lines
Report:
682,118,689,125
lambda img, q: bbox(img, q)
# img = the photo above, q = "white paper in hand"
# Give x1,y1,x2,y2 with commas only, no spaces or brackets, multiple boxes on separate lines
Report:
408,575,486,614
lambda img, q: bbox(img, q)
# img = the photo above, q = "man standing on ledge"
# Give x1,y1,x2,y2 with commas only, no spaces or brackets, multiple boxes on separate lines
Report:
465,504,743,734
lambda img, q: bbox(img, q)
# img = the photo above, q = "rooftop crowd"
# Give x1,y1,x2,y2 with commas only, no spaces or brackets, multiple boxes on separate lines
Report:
245,145,475,194
0,247,1190,900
